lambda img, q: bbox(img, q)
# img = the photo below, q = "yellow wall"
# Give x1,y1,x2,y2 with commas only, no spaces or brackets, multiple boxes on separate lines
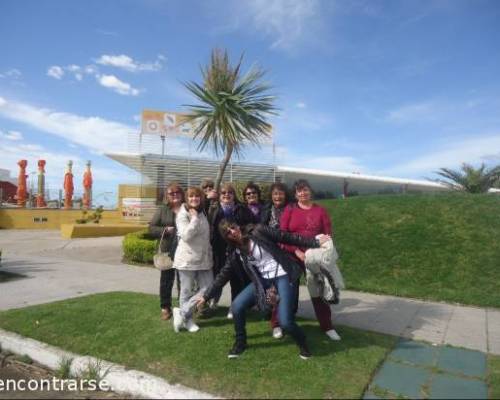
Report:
0,209,125,229
117,184,158,210
60,223,146,238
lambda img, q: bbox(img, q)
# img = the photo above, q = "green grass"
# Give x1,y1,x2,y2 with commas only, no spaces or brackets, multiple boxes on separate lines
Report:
489,355,500,399
0,292,395,399
319,193,500,307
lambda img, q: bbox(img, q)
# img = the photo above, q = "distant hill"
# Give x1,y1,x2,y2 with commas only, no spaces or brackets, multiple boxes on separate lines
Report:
320,193,500,308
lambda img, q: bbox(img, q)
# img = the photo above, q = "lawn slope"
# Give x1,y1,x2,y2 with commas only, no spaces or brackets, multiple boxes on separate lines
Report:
320,193,500,307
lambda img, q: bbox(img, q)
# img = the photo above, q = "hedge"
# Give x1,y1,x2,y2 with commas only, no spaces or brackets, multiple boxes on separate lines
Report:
122,230,157,265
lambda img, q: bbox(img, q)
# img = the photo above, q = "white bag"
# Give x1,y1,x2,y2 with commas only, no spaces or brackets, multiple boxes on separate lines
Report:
154,227,174,271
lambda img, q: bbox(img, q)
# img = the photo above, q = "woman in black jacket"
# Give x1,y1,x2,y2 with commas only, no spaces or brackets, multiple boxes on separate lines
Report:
207,182,255,316
196,221,330,359
148,182,184,320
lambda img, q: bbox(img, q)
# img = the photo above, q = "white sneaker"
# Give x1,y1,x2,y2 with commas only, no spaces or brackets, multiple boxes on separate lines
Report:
272,327,283,339
326,328,341,341
172,307,184,333
185,318,200,333
227,311,233,320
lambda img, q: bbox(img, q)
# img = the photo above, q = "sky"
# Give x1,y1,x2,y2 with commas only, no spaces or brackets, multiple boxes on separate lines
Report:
1,0,500,206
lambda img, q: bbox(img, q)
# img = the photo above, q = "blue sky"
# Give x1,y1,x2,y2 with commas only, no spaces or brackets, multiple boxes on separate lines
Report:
1,0,500,205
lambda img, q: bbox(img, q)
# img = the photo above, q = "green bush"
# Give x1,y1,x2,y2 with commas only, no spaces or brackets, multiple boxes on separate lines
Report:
122,230,157,265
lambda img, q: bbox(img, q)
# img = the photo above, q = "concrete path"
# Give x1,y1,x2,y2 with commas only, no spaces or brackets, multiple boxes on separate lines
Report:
1,229,499,356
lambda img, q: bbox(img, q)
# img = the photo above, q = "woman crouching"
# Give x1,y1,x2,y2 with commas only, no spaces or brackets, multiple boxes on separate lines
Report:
172,187,213,333
196,221,329,359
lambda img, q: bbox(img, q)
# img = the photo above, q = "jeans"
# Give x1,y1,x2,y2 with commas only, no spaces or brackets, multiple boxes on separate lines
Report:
232,275,306,346
178,269,214,320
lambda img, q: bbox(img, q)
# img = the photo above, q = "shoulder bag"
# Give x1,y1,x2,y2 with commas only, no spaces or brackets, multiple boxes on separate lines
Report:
154,226,174,270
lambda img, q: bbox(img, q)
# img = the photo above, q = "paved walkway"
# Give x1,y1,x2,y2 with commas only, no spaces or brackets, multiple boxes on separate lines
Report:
365,339,489,399
1,229,499,356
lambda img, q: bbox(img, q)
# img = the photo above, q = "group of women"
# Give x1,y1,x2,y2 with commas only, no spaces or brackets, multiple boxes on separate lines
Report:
148,179,340,359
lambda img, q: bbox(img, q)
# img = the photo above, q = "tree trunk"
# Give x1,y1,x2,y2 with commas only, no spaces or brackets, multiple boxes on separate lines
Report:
214,143,234,191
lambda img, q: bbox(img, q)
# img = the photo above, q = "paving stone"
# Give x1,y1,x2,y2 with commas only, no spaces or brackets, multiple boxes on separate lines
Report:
444,307,487,352
403,303,453,345
429,373,488,399
436,347,487,378
372,361,430,399
389,339,438,367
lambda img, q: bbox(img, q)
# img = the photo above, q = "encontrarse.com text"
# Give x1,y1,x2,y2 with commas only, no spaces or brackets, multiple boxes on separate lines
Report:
0,378,111,392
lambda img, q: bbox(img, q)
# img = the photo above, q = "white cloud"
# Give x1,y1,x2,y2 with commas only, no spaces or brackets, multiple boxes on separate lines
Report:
95,28,119,37
95,54,163,72
386,133,500,176
296,102,307,109
97,74,140,96
0,96,132,154
0,129,23,141
385,101,437,123
47,66,65,79
224,0,322,51
280,152,365,173
0,69,22,79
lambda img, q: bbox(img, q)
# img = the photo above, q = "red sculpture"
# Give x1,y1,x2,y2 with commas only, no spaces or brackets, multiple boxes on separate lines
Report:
82,160,93,210
16,159,28,207
36,160,47,208
64,160,74,209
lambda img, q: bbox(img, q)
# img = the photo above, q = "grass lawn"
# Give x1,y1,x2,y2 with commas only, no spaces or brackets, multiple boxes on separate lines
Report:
320,193,500,308
0,292,396,399
489,355,500,399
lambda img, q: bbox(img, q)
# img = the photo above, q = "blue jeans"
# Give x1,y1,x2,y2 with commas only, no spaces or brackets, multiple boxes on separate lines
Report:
231,275,306,346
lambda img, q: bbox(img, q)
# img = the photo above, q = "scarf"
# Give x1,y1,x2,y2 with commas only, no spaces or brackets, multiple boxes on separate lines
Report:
221,203,235,218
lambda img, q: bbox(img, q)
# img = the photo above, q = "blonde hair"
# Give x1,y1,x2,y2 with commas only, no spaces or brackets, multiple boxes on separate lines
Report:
219,182,239,203
186,186,205,211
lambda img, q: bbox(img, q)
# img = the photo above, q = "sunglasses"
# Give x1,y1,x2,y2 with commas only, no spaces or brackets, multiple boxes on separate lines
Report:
202,185,214,190
167,191,181,196
245,191,257,196
221,191,234,195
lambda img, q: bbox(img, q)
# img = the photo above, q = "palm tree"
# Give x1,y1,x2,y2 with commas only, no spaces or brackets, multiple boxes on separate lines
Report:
434,163,500,193
183,48,277,190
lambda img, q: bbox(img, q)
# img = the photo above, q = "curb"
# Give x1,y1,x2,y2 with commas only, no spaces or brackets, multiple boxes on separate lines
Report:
0,328,216,399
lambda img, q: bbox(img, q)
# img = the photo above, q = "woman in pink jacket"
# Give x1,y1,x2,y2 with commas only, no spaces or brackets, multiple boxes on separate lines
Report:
280,179,341,341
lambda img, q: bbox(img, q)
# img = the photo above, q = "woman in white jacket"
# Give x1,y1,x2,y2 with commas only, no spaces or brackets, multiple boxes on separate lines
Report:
172,187,213,333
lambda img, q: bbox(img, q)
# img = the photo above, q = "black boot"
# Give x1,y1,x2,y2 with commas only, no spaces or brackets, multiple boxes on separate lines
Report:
228,340,247,359
298,342,311,360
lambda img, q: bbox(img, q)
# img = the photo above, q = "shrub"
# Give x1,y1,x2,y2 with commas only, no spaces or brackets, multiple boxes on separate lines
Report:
122,230,157,265
75,206,104,224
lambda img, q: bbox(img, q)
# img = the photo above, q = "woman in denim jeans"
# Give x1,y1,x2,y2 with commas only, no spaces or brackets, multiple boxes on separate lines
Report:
196,221,330,360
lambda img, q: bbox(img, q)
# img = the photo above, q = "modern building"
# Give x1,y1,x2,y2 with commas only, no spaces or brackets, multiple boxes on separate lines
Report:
106,152,448,199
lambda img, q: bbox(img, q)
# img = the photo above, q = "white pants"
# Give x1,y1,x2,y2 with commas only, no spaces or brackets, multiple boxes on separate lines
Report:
177,269,213,320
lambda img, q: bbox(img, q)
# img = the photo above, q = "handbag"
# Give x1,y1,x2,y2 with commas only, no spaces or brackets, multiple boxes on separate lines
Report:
154,227,174,271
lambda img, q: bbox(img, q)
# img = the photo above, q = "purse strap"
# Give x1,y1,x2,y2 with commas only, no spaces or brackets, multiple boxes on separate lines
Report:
158,226,169,253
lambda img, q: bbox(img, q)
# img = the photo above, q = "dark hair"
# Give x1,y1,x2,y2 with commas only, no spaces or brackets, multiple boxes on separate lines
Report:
200,179,214,190
269,182,289,203
243,181,261,202
293,179,313,193
165,182,185,207
218,219,251,250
